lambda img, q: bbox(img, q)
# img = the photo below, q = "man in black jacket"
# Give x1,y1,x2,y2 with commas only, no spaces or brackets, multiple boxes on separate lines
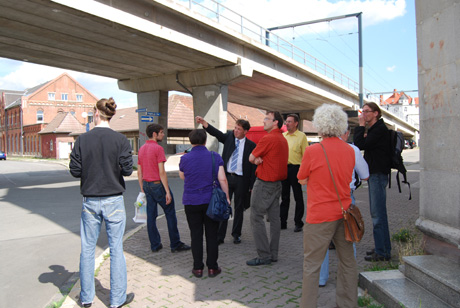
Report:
196,116,256,244
354,102,392,262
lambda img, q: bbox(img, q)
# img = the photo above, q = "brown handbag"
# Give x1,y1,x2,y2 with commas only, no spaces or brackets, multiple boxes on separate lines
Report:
320,143,365,243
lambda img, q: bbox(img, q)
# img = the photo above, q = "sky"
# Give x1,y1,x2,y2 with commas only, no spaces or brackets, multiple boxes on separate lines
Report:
0,0,418,109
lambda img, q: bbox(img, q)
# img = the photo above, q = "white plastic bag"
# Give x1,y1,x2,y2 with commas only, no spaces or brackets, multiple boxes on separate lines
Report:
133,192,147,223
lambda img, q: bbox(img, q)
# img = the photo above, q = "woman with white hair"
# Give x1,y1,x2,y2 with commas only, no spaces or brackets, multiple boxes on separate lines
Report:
297,104,357,308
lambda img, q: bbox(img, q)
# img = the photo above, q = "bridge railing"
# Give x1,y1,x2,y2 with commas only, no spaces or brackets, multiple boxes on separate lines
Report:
178,0,362,93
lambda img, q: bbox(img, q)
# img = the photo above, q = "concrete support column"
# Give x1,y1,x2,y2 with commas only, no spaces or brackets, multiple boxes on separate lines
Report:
137,90,168,152
192,84,228,152
415,0,460,261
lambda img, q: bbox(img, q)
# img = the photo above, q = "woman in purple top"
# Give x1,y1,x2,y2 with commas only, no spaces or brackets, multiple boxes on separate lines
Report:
179,129,230,278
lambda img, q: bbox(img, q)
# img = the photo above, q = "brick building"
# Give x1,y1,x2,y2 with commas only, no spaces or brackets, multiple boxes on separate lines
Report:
380,89,420,129
0,73,97,157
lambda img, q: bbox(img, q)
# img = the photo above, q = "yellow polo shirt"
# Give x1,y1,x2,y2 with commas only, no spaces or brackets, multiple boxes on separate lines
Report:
283,130,308,165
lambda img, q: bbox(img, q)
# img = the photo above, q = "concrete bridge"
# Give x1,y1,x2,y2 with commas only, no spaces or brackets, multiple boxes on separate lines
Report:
0,0,417,145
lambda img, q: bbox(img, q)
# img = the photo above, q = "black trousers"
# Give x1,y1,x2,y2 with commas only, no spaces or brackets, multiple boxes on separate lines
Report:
184,204,219,270
280,164,305,228
218,173,247,241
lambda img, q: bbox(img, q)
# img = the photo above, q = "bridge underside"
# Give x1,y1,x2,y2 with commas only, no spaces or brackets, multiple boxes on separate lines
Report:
0,0,416,136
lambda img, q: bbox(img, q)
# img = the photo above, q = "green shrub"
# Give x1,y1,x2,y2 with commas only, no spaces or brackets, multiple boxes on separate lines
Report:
391,228,414,242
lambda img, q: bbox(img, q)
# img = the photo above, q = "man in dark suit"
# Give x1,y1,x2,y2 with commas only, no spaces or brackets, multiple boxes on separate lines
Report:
196,116,256,244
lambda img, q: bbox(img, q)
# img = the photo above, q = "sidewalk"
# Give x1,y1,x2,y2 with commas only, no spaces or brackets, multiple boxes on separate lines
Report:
61,150,419,308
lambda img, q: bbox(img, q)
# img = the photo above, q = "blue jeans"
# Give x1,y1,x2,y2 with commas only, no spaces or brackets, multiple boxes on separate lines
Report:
80,195,127,307
368,173,391,258
319,191,357,285
143,181,181,250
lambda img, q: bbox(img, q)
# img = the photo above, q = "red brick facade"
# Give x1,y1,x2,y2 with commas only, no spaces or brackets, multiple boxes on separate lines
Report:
0,73,97,157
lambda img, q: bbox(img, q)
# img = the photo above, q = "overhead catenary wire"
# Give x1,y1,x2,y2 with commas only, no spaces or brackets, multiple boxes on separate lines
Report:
329,26,394,91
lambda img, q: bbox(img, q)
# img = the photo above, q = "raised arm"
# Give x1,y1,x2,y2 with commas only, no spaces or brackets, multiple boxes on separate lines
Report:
196,116,228,143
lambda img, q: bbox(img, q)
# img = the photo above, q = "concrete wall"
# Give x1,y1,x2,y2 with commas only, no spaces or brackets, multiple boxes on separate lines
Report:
415,0,460,260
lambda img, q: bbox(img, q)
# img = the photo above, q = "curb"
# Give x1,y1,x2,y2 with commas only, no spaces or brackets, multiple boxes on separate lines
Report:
55,221,149,308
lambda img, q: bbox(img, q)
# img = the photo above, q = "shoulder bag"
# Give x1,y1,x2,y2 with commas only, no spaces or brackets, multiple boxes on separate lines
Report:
206,152,232,221
320,143,365,243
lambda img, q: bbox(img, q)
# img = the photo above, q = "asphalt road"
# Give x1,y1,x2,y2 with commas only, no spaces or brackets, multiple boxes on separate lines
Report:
0,159,185,308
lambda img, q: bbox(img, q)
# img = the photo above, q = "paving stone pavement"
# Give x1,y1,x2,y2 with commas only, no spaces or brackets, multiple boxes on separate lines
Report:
64,158,420,308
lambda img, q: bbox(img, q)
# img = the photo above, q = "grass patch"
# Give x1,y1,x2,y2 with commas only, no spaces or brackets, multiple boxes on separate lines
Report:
45,281,77,308
391,228,415,242
358,291,384,308
364,261,399,272
392,227,425,264
46,297,66,308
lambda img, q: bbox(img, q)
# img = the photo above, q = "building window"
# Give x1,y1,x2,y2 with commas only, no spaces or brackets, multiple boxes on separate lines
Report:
61,93,68,101
87,111,94,123
128,138,134,151
37,110,44,123
76,94,83,102
50,140,53,151
48,92,55,101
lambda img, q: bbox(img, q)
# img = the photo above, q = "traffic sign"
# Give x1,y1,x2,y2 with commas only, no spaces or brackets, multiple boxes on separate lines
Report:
147,112,161,116
140,116,154,122
135,108,147,113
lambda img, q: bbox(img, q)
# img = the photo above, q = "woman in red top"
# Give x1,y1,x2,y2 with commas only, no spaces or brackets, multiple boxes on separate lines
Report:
297,104,357,308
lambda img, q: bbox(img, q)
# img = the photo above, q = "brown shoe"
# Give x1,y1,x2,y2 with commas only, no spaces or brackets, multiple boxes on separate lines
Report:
208,267,221,278
192,269,203,278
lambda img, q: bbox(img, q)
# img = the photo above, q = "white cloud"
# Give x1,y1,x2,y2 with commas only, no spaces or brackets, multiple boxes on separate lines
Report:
387,65,396,72
218,0,407,35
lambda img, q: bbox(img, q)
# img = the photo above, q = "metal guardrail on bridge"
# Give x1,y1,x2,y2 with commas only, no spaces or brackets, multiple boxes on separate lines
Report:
177,0,368,94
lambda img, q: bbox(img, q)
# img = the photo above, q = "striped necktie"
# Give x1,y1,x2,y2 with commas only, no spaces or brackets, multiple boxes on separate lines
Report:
230,139,240,172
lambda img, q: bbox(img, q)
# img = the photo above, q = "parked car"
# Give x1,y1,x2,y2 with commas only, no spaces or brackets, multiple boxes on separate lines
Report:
409,139,417,149
0,151,6,160
404,140,410,149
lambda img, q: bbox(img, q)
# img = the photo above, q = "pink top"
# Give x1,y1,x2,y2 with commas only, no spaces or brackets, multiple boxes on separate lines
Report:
138,140,166,182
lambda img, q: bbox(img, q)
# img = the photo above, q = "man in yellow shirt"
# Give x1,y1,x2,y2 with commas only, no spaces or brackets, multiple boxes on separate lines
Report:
280,114,308,232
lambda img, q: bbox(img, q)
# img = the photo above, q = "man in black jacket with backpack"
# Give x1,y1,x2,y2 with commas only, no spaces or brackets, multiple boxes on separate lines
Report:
354,102,392,262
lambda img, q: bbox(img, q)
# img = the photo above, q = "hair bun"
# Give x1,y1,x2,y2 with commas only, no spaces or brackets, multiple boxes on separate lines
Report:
104,97,117,116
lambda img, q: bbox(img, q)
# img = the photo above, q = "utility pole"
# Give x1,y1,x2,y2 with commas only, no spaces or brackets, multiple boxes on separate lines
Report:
266,12,364,108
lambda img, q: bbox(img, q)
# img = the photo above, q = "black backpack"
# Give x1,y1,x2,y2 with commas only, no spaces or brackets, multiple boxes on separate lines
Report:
388,130,411,200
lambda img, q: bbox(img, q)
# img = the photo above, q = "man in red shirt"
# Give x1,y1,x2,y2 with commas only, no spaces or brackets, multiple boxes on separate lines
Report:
247,111,289,266
137,124,190,253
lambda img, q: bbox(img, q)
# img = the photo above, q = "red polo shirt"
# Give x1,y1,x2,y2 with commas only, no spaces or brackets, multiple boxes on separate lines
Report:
251,128,289,182
138,140,166,182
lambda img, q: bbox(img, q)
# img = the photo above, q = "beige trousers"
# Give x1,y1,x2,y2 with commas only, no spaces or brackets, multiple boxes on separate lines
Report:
301,219,358,308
